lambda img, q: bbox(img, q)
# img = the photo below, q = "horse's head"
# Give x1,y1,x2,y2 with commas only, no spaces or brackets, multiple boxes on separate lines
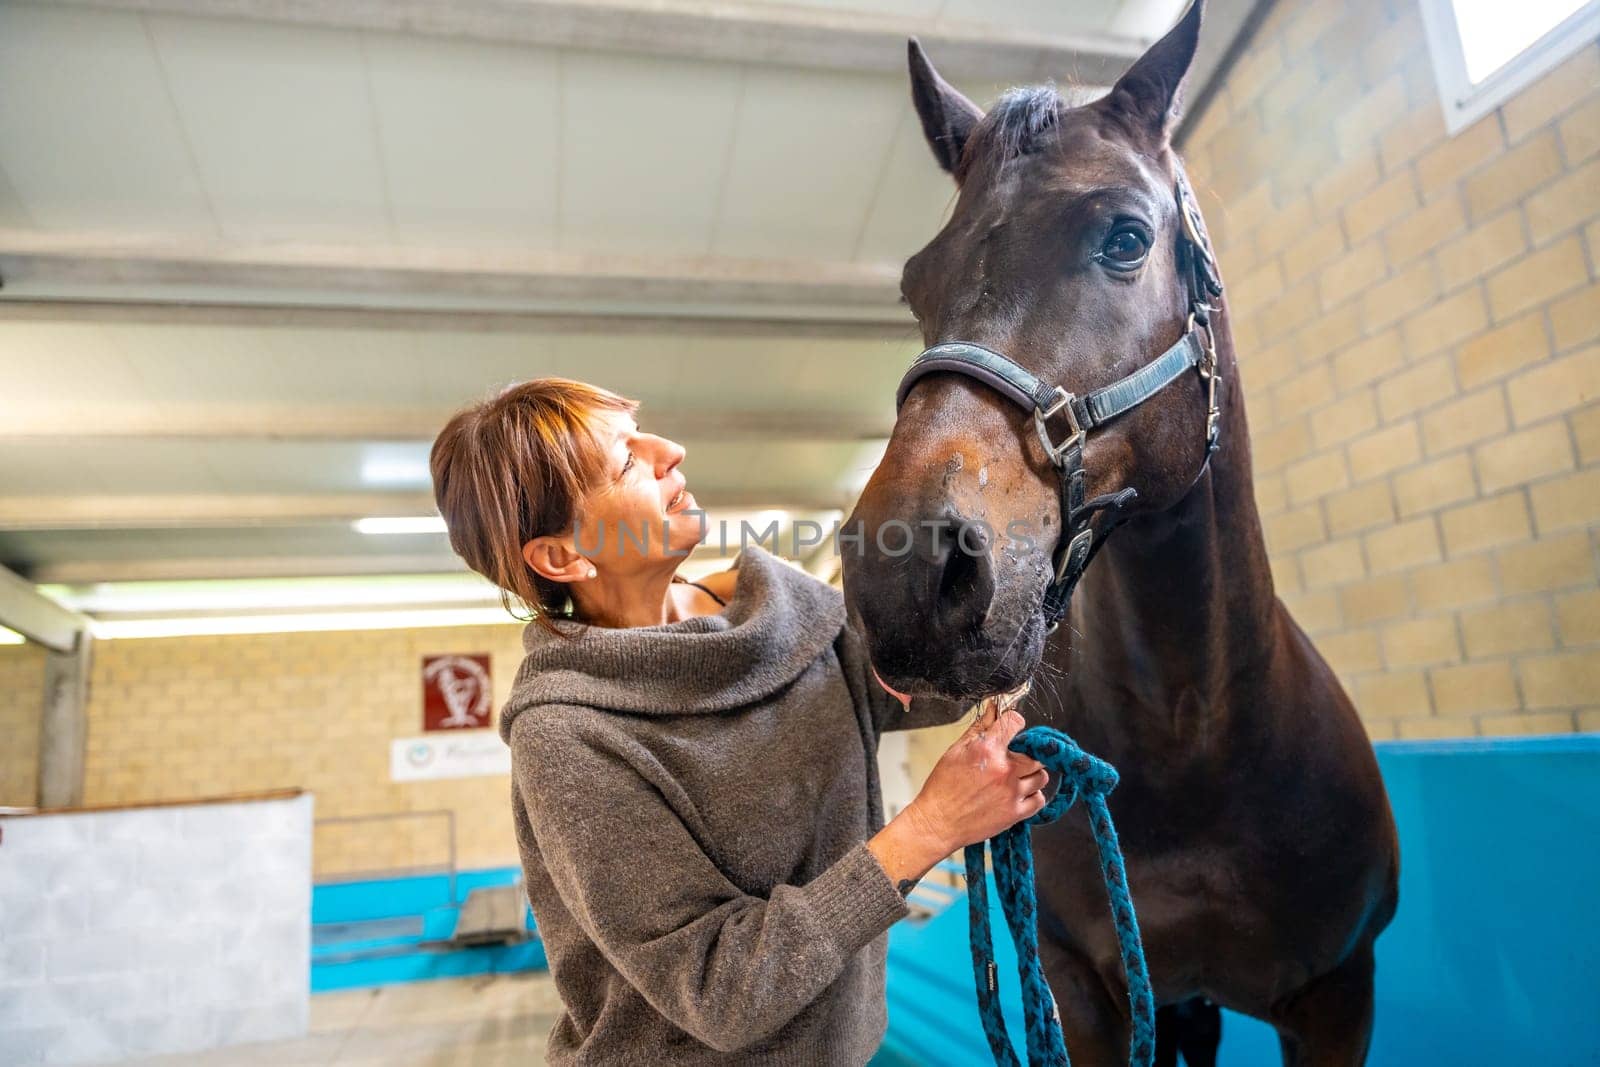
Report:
842,1,1219,700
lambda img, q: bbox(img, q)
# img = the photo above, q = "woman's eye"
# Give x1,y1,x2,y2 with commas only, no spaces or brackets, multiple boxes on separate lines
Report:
1099,227,1149,269
621,452,635,477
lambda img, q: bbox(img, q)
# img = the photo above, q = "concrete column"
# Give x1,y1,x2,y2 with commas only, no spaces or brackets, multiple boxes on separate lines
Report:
38,632,92,809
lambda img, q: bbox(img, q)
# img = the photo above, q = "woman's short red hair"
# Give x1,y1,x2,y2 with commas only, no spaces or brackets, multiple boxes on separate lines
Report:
430,378,638,634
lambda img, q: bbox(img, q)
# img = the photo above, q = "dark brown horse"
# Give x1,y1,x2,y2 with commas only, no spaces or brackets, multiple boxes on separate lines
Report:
840,3,1399,1064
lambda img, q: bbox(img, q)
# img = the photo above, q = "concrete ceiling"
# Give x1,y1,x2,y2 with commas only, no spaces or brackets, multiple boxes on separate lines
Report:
0,0,1248,595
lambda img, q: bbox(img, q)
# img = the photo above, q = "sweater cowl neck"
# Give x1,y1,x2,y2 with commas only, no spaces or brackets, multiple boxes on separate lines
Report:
501,544,844,729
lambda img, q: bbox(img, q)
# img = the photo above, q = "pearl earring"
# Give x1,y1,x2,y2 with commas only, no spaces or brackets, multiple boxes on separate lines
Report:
588,568,598,579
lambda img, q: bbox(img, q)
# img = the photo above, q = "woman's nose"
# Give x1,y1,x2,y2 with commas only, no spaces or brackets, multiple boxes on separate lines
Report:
653,436,686,476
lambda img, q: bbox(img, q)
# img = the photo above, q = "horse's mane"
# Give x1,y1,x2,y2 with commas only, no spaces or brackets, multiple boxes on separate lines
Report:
964,83,1105,174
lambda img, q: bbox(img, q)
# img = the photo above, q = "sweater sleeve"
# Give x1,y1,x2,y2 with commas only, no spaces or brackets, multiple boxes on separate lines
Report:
835,618,973,735
508,711,909,1053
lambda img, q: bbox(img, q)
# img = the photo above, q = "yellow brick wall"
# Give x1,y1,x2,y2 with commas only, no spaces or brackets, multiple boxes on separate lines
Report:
0,641,48,807
1182,0,1599,739
82,624,528,876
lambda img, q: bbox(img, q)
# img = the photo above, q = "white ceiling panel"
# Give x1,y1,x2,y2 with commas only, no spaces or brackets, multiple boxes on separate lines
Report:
147,13,390,243
364,32,562,250
103,323,291,407
728,0,946,15
559,51,742,255
0,322,155,414
413,332,559,407
0,438,218,494
939,0,1127,37
712,67,904,261
261,327,425,406
0,163,35,229
0,4,212,235
852,109,958,262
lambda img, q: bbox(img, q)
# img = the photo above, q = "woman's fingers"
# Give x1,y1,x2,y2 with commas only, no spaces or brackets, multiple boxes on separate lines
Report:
1018,767,1049,794
1006,752,1044,776
994,708,1026,746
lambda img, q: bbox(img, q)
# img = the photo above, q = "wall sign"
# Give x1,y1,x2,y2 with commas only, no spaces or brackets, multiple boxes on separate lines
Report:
391,733,510,782
422,654,492,731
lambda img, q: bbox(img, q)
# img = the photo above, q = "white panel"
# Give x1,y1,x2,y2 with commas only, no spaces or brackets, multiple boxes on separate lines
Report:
414,332,560,406
0,439,214,494
263,328,425,406
852,110,959,263
0,164,35,228
148,14,390,242
729,0,945,14
0,5,212,234
712,68,903,261
939,0,1125,36
364,33,561,250
0,323,155,417
560,52,741,255
106,324,292,407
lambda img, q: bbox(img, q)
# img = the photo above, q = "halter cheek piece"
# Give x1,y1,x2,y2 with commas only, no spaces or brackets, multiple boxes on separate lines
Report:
894,173,1225,634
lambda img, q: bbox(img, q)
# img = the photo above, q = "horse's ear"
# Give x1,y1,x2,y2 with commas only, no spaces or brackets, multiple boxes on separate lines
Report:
1102,0,1203,146
908,38,983,179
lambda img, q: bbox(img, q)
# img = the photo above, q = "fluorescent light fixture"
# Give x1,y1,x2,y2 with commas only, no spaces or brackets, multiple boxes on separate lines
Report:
40,574,502,616
91,607,517,641
354,516,448,535
0,626,24,646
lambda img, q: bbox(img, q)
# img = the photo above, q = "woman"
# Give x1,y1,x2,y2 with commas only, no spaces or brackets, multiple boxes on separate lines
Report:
430,378,1047,1065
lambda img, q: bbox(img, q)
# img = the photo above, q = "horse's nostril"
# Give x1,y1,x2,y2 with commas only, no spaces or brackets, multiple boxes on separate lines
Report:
936,519,996,633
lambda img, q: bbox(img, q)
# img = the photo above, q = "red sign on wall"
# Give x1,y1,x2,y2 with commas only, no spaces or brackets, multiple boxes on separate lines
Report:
422,654,493,731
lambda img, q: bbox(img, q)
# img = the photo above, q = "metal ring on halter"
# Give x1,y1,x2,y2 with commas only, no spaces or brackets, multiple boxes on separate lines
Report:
1033,386,1083,469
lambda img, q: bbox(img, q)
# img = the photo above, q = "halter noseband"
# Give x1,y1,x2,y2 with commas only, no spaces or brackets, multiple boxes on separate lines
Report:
893,173,1225,633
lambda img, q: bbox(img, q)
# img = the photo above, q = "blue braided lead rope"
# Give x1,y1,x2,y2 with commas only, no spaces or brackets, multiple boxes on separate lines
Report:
963,726,1156,1067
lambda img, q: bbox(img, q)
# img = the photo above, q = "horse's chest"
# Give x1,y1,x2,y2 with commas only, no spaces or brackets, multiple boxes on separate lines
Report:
1032,772,1380,1009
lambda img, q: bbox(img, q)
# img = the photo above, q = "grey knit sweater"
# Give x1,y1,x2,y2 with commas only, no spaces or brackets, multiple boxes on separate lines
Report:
499,544,966,1065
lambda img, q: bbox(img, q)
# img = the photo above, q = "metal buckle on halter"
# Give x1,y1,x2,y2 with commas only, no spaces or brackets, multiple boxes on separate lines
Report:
1190,313,1222,451
1054,527,1095,583
1034,387,1083,469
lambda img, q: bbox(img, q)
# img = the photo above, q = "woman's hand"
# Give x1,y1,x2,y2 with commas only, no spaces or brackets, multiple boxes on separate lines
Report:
867,686,1045,891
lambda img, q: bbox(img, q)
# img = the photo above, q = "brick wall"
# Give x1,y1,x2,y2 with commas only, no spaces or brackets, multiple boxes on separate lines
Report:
1181,0,1599,739
81,625,527,876
1,641,48,807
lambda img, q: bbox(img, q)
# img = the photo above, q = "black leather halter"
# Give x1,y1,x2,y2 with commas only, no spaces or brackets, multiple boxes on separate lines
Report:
894,173,1225,633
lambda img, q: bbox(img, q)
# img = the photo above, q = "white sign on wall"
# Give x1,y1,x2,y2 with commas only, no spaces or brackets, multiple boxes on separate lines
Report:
390,732,511,782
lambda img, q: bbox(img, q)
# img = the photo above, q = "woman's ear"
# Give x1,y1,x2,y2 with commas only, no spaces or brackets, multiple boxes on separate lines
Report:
523,535,593,583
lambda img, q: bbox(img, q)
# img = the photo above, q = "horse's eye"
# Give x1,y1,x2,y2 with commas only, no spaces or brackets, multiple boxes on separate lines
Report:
1099,227,1149,269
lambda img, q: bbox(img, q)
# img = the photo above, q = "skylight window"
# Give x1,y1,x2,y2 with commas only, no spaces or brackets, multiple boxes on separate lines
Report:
1420,0,1600,131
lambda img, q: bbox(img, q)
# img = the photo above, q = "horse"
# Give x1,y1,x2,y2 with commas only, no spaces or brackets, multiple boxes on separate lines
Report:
839,3,1400,1064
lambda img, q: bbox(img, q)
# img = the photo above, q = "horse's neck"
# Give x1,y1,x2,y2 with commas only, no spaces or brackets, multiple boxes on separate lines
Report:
1059,321,1279,735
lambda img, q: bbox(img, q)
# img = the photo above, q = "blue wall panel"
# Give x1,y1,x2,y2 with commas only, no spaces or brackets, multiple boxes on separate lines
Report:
880,736,1600,1066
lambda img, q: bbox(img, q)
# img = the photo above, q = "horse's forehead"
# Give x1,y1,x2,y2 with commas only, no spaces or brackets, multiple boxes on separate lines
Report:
1033,117,1169,201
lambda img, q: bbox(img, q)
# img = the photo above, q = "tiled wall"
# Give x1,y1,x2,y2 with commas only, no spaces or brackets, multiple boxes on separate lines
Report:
82,625,528,876
1182,0,1599,739
1,641,47,807
0,793,312,1065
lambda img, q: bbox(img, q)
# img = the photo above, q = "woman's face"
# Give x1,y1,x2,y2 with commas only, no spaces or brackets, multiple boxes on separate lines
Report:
575,409,703,565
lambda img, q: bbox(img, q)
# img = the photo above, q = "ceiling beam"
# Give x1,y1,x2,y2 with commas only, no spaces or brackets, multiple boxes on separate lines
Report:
0,407,895,443
28,555,472,584
0,564,88,653
0,298,919,340
0,490,852,529
52,0,1149,83
0,235,908,324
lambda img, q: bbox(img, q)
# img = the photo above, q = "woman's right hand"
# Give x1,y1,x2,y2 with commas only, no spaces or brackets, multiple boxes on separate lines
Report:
904,697,1048,853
